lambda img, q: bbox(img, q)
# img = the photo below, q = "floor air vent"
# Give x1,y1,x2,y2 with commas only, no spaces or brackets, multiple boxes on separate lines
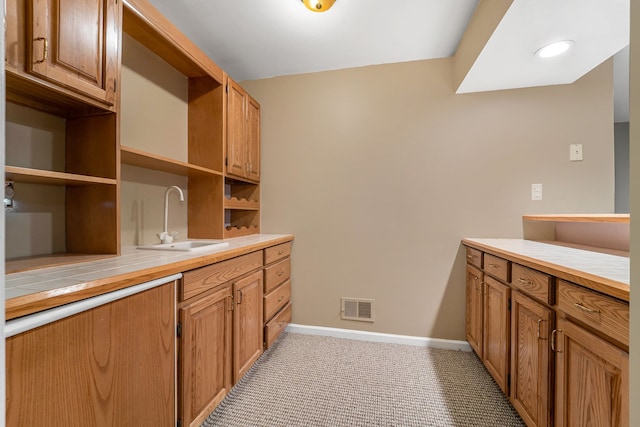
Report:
341,298,375,322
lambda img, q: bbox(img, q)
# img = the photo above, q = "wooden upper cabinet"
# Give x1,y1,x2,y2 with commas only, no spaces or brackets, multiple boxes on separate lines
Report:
227,79,247,178
511,290,553,427
26,0,119,107
227,77,260,182
246,95,261,181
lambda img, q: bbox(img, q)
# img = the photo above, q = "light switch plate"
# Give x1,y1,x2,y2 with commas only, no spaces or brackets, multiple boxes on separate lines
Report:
532,183,542,200
570,144,583,161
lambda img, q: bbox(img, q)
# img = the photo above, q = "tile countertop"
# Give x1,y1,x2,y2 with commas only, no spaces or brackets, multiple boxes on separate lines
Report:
4,234,294,321
462,238,629,302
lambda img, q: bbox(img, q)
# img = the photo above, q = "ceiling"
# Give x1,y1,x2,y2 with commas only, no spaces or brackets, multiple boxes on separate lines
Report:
146,0,630,120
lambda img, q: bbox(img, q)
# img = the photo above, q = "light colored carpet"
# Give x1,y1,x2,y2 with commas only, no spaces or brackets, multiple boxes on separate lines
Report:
202,332,525,426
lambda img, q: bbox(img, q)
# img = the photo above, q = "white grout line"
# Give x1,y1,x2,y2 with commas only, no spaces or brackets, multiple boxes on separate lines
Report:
286,323,472,352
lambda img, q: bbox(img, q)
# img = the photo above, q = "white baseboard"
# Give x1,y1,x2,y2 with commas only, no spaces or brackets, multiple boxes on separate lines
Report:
285,324,472,352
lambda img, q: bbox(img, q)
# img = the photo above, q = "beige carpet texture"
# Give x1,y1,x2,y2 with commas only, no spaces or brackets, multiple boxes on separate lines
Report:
202,333,525,426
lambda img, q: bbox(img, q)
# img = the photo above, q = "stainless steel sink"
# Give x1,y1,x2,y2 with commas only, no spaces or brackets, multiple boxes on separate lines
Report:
137,240,230,252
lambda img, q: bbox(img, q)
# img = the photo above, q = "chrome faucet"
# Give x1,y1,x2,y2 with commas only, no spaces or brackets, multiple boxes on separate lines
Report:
158,185,184,244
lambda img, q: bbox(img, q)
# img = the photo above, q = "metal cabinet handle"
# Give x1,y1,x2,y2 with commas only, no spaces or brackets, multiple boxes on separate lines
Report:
277,296,284,302
277,270,284,276
488,263,500,268
227,295,234,311
34,37,48,63
466,254,475,259
574,302,600,314
237,290,243,305
518,277,534,285
551,329,562,353
537,319,545,339
277,250,285,255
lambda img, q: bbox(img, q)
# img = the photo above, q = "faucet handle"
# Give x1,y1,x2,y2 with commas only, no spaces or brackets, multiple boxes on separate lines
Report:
170,231,179,240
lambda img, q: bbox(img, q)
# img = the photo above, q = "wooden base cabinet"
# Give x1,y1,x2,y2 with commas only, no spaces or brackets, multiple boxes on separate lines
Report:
555,317,629,427
511,290,554,427
233,269,264,383
483,276,511,394
465,264,484,358
6,282,176,427
179,284,233,427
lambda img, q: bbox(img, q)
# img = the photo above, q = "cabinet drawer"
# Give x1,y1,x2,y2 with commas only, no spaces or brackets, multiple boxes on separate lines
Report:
264,257,291,294
465,246,482,268
181,251,263,301
265,242,291,265
483,254,509,282
557,281,629,347
511,264,553,305
265,302,291,349
264,280,291,322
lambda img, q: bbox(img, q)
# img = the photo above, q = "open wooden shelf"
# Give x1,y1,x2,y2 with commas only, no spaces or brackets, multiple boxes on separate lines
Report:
5,166,117,186
122,0,223,81
224,197,260,210
121,146,223,177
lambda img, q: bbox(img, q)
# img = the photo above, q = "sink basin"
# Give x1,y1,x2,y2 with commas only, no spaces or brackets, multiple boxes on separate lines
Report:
138,240,230,252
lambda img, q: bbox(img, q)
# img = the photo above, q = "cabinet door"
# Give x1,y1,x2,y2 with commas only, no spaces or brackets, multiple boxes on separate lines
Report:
6,282,175,427
466,264,484,358
483,276,511,394
233,269,264,383
555,318,628,427
179,285,233,427
246,94,261,181
511,290,553,427
28,0,118,106
227,79,247,178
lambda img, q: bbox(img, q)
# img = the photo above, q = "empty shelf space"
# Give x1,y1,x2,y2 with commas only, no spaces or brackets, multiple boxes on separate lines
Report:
5,166,117,186
121,146,222,177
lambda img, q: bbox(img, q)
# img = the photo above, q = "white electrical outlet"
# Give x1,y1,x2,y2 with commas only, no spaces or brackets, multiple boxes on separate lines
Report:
532,183,542,200
570,144,583,161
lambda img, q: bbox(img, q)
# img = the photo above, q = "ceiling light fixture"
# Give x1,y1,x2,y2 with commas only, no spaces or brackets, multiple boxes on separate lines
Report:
301,0,336,13
534,40,575,59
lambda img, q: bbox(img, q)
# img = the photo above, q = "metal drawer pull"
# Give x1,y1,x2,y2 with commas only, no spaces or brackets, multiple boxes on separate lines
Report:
277,270,285,276
466,254,475,259
518,277,534,285
34,37,48,63
574,302,600,314
237,290,243,305
278,250,285,255
277,296,285,302
488,263,500,268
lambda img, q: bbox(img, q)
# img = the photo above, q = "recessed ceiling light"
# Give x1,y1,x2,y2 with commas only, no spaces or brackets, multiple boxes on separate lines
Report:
534,40,575,58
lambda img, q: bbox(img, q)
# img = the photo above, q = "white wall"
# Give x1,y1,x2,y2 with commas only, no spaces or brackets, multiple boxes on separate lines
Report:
243,56,615,340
